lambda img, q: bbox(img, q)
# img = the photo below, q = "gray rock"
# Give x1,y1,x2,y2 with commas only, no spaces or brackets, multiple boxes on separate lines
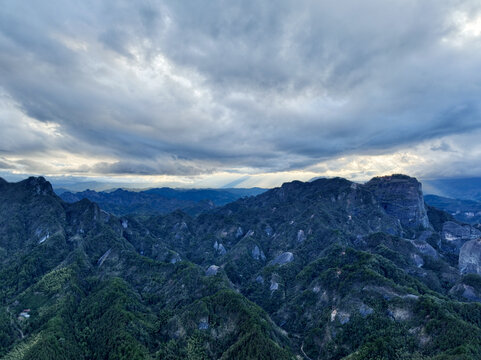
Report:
410,239,438,258
297,229,306,243
411,253,424,268
443,221,481,252
214,241,226,255
198,319,209,330
388,307,411,321
462,285,479,301
38,232,50,244
459,239,481,274
359,304,374,317
255,275,264,284
206,265,220,276
365,175,430,230
450,283,481,302
338,311,350,324
265,225,273,237
97,248,112,267
243,229,254,238
252,245,266,261
270,280,279,291
170,253,181,264
235,227,244,238
217,243,226,255
270,252,294,265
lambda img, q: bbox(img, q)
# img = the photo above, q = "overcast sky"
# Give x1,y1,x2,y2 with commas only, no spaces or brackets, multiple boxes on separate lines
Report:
1,0,481,188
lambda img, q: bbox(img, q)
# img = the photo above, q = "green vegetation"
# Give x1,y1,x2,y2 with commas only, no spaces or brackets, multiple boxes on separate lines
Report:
3,175,481,359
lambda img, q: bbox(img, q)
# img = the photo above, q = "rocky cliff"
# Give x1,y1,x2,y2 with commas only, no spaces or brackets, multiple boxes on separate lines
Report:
365,174,431,230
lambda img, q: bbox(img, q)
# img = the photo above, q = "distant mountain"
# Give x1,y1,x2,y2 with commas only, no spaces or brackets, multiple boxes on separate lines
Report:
58,187,266,216
3,175,481,359
423,177,481,201
425,194,481,224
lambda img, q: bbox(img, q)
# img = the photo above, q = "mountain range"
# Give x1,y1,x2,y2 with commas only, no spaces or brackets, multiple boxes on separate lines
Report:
424,194,481,225
2,175,481,359
58,187,266,216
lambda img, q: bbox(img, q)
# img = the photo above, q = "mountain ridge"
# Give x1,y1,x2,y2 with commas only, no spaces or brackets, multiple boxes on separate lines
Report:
2,174,481,359
58,186,266,217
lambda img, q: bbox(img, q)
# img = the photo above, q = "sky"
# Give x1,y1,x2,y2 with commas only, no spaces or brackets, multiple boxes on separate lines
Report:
1,0,481,189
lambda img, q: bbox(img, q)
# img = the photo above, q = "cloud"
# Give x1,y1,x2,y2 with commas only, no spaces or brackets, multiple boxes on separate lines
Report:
430,142,454,152
1,0,481,182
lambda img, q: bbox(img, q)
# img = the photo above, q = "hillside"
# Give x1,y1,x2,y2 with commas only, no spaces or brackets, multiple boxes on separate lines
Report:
2,175,481,359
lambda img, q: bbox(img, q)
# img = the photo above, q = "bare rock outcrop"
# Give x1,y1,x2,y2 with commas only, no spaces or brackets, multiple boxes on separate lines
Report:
270,252,294,265
365,175,430,230
443,221,481,253
459,239,481,275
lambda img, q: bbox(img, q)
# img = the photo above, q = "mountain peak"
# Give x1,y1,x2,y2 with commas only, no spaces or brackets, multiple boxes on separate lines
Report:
367,173,419,183
19,176,55,196
366,174,430,230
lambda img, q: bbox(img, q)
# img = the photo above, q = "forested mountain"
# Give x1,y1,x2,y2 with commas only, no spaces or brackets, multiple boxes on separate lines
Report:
2,175,481,359
58,187,266,216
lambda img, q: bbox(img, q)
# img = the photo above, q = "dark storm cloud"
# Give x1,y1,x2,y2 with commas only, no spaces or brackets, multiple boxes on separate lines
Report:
1,0,481,176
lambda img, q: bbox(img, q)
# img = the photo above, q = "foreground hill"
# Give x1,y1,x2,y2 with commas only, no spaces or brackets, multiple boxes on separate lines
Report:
58,187,266,216
0,177,290,359
2,175,481,359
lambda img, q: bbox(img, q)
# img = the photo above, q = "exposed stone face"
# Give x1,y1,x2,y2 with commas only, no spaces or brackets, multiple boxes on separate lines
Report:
255,275,264,284
235,227,244,238
265,225,273,237
297,229,306,243
170,253,181,264
449,283,481,302
359,304,374,317
459,239,481,275
442,221,481,253
206,265,220,276
198,319,209,330
365,174,430,230
388,307,411,321
411,253,424,268
23,176,55,196
252,245,266,261
214,241,226,255
337,311,350,324
270,252,294,265
270,280,279,291
410,239,438,258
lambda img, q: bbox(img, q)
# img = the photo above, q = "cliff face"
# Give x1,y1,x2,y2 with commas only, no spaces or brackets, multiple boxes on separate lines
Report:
459,239,481,275
365,174,431,230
